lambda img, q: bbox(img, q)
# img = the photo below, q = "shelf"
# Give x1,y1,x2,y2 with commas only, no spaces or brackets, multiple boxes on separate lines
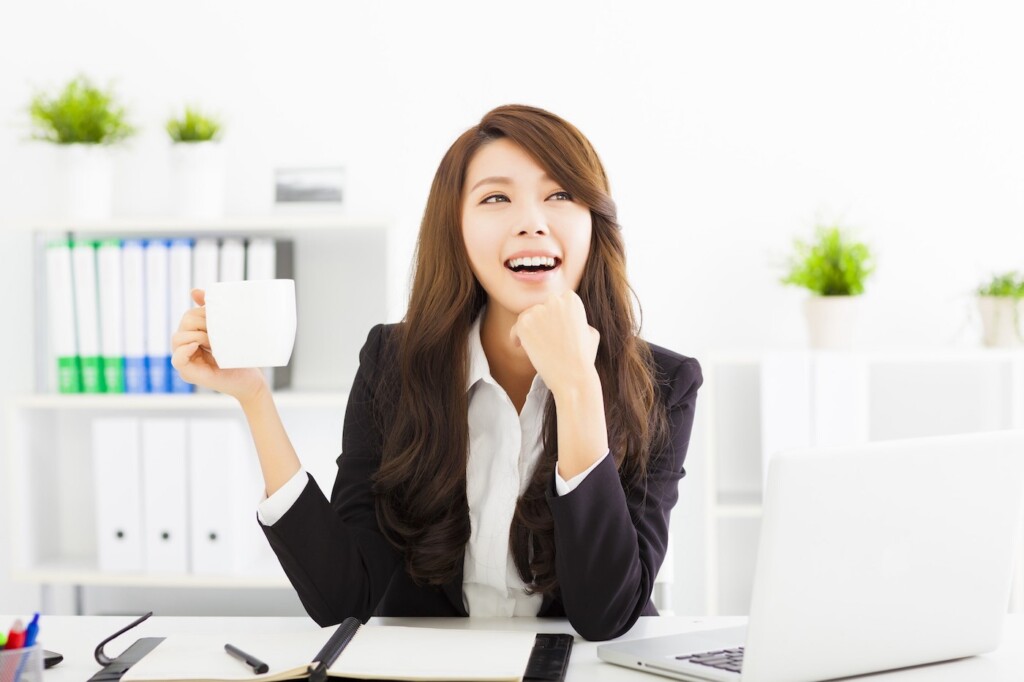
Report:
12,562,290,589
5,213,394,613
7,391,348,411
714,491,763,518
703,347,1024,365
14,214,392,236
714,505,763,519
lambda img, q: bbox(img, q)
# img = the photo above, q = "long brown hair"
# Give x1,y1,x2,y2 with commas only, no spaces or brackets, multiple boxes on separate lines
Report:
373,104,670,595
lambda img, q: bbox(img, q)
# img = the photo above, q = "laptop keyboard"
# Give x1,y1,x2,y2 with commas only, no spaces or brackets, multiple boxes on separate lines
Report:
676,647,744,673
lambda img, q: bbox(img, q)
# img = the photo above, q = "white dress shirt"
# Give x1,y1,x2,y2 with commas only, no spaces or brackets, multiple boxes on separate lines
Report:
258,306,607,616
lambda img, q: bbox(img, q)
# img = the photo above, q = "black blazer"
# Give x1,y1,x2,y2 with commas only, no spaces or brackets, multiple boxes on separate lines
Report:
260,323,702,641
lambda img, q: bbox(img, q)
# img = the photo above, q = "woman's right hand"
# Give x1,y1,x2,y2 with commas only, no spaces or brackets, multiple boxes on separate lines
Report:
171,288,267,403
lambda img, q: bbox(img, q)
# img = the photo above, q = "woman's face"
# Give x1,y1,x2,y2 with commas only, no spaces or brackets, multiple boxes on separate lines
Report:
461,138,593,317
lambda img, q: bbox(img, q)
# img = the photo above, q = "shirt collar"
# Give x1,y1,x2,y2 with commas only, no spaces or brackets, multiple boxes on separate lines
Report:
466,307,490,391
466,305,548,396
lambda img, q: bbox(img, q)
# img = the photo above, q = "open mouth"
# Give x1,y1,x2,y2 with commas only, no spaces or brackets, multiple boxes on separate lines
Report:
504,256,562,273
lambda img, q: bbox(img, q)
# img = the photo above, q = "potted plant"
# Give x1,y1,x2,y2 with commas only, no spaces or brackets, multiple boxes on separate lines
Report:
780,224,876,350
28,74,135,221
976,272,1024,347
166,106,225,219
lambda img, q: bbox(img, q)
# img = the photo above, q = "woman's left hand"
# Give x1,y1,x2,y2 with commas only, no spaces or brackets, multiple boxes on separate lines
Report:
510,290,601,397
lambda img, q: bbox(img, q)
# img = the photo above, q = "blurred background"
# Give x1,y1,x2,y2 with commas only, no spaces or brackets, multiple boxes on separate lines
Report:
1,0,1023,620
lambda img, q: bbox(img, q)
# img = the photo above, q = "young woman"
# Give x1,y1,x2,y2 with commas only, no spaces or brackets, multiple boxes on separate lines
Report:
171,104,702,641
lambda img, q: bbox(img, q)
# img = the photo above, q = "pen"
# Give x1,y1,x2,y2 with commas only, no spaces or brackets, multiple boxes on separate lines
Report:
4,620,25,650
224,643,269,674
23,614,40,648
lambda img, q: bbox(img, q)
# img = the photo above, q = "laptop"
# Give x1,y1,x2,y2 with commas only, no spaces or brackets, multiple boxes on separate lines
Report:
598,430,1024,682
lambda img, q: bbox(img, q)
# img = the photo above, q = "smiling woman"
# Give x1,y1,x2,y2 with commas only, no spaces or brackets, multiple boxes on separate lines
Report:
461,137,592,321
170,103,703,641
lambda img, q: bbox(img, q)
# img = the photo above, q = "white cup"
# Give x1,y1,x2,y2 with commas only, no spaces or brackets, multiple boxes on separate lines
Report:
205,279,296,369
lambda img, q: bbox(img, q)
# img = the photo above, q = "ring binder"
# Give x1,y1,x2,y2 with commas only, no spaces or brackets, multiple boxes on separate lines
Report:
89,612,164,682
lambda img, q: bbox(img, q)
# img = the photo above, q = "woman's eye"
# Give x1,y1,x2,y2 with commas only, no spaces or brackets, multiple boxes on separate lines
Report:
481,191,572,204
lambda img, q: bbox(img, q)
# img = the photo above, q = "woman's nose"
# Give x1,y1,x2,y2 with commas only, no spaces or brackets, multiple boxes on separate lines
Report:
515,200,549,235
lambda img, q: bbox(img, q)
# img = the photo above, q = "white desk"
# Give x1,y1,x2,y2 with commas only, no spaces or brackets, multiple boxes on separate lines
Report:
4,614,1023,681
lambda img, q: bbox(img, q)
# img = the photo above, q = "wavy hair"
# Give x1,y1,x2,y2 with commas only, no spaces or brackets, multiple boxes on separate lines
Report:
373,104,670,595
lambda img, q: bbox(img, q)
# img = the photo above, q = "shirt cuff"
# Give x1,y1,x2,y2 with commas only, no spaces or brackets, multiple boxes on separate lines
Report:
257,468,308,526
554,450,609,496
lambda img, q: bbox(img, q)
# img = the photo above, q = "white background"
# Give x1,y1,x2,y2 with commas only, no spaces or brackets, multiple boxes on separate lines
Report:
1,0,1022,616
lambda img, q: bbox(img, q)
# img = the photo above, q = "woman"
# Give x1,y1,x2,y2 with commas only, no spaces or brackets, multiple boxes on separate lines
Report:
171,104,702,641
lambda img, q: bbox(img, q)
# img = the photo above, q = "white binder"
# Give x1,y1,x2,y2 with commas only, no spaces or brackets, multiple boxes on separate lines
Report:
144,240,171,392
187,418,264,575
244,238,295,389
92,417,144,572
141,418,190,573
45,239,80,393
168,239,195,393
192,238,219,294
218,238,246,282
191,238,220,394
245,238,276,280
72,239,104,392
246,238,277,387
96,239,126,392
122,239,149,393
169,238,194,327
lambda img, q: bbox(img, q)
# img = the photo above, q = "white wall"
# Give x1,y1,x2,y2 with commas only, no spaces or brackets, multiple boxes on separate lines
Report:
1,0,1022,616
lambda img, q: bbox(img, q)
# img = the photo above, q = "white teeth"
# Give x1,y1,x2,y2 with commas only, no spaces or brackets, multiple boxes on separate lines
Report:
506,256,557,269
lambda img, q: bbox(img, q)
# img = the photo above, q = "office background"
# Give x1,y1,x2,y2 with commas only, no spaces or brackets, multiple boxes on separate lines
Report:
1,1,1023,618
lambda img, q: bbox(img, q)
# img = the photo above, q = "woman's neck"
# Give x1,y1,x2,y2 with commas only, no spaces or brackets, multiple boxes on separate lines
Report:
479,304,537,412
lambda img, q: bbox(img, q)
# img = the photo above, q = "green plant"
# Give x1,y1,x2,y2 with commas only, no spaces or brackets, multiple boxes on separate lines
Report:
166,106,223,142
977,271,1024,299
28,74,135,144
780,224,875,296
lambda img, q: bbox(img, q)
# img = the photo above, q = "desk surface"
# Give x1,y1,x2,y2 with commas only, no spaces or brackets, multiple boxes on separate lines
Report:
4,614,1023,681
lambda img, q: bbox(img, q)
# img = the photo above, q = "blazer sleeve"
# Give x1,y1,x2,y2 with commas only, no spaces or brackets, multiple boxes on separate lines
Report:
259,324,402,626
546,355,702,641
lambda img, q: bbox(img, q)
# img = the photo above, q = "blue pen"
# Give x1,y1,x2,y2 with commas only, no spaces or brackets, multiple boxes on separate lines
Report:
23,614,39,648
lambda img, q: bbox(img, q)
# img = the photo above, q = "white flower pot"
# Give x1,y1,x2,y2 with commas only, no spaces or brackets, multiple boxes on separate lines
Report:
169,141,226,219
803,295,861,350
58,143,113,222
978,296,1023,348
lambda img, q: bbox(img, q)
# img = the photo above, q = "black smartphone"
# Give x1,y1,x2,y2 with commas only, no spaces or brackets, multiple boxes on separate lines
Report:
43,649,63,668
524,633,574,682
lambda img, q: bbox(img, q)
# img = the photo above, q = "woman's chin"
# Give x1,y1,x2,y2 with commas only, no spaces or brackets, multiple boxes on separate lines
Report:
506,289,565,313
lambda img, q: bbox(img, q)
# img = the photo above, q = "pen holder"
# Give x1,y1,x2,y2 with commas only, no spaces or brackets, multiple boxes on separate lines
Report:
0,645,43,682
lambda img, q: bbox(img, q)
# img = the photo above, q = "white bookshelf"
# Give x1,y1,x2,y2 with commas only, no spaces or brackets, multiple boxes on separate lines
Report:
10,561,291,589
3,215,395,613
701,348,1024,616
22,214,392,234
7,391,348,411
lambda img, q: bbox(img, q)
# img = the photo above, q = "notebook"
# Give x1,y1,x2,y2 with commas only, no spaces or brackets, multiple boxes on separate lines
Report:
121,618,537,682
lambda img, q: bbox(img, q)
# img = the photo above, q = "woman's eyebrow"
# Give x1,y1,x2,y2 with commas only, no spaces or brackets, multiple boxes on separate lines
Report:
469,173,553,193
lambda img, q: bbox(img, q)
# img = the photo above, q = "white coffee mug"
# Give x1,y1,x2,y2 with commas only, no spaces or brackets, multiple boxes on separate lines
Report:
205,279,296,369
